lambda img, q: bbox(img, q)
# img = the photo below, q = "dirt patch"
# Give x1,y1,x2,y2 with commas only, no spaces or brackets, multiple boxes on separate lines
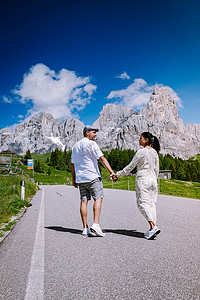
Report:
185,182,194,187
164,181,178,185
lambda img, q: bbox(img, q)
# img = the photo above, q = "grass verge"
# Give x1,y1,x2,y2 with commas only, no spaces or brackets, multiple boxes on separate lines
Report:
33,170,72,185
15,163,72,185
0,175,37,230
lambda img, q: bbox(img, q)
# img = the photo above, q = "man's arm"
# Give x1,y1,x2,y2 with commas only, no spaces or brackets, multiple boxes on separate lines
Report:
71,163,77,188
99,156,116,179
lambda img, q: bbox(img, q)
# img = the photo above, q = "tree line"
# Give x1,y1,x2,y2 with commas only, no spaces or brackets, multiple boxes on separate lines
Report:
159,153,200,182
103,149,200,182
24,148,200,182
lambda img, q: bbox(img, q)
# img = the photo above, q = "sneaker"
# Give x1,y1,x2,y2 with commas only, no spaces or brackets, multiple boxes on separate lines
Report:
90,223,105,237
82,227,90,236
145,226,161,240
144,230,149,238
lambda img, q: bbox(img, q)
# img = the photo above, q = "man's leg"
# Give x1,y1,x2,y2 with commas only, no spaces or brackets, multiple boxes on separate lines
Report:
89,178,105,237
93,198,102,224
90,198,105,237
80,199,88,228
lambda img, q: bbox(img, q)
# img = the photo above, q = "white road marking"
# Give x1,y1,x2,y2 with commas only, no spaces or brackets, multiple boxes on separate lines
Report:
24,189,45,300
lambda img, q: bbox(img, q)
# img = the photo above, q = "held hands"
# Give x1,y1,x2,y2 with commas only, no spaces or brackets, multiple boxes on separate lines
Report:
72,179,78,188
110,173,118,182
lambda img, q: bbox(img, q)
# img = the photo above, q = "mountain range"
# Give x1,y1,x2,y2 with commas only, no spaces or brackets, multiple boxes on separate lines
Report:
0,87,199,159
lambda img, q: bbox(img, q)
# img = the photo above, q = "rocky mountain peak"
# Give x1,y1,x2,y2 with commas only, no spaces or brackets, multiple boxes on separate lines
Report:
27,112,55,127
93,103,138,131
0,89,199,158
139,86,182,126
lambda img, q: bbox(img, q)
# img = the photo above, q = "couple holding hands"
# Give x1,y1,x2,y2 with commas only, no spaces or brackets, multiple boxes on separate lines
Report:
71,126,161,240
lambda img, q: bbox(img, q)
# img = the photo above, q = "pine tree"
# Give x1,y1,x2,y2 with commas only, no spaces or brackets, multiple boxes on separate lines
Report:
34,160,41,173
47,167,51,175
50,148,59,167
24,149,32,160
57,154,66,171
63,149,72,171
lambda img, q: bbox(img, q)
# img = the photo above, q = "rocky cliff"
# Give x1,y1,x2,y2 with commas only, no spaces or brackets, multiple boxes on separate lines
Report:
95,87,200,158
0,112,84,155
0,87,199,158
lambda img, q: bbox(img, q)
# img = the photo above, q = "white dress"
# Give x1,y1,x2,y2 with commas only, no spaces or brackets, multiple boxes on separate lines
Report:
116,147,159,223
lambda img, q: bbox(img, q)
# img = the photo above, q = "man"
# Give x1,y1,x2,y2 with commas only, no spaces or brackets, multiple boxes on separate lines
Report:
71,125,115,237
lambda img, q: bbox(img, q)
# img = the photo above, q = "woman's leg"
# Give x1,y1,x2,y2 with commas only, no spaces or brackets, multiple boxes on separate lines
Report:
136,177,155,230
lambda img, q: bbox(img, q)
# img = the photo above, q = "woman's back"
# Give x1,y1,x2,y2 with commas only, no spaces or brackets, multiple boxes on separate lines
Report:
136,148,159,178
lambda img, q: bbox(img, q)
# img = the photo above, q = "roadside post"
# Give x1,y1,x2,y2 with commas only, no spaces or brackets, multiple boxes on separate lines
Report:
27,159,34,178
20,180,25,200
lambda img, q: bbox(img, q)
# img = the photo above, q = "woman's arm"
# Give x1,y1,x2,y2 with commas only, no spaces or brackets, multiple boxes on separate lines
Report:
116,151,140,178
155,154,159,178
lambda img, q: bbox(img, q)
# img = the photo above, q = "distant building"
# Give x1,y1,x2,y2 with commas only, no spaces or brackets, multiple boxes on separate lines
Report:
158,170,171,179
0,150,15,155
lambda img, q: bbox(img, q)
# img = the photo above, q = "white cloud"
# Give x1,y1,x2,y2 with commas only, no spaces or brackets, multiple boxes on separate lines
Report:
116,71,130,80
107,78,153,110
107,78,183,110
12,63,97,120
2,96,12,103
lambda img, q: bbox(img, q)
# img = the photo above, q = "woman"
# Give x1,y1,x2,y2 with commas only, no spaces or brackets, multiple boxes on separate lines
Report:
114,132,161,240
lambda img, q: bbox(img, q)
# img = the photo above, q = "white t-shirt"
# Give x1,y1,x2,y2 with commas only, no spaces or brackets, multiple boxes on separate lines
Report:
71,137,103,183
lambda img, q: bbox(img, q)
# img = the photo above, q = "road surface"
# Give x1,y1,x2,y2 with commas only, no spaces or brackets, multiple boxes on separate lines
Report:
0,185,200,300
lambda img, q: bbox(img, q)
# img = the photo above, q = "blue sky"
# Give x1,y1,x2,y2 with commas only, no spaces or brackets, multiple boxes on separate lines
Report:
0,0,200,130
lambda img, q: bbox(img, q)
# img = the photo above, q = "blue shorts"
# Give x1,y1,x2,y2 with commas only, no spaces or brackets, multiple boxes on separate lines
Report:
78,177,104,201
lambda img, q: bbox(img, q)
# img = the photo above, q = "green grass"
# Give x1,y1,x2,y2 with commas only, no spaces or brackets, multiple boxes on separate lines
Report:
11,153,72,185
2,220,17,232
33,170,72,185
20,166,72,185
158,178,200,199
8,155,200,200
192,154,200,162
31,152,52,162
0,175,37,228
100,168,200,200
102,174,136,191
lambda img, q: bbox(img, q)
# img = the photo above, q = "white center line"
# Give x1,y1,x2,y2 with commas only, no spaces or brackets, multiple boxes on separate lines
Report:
24,189,45,300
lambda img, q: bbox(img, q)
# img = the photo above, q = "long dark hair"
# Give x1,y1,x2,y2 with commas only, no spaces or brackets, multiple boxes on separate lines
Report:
142,132,160,153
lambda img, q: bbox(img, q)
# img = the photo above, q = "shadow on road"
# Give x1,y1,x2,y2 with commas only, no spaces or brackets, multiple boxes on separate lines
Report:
45,226,145,239
45,226,82,235
104,229,144,239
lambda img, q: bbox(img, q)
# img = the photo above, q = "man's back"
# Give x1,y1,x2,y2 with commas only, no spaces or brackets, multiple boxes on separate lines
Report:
71,137,103,183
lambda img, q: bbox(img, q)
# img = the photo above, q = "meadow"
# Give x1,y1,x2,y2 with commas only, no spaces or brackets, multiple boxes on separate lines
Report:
10,153,200,199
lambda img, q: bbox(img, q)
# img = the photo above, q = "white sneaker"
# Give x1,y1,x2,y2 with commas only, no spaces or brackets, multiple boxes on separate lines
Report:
82,227,90,236
90,223,105,237
144,230,149,238
145,226,160,240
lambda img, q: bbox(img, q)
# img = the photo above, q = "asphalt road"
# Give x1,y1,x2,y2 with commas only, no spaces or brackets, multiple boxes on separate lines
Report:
0,185,200,300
